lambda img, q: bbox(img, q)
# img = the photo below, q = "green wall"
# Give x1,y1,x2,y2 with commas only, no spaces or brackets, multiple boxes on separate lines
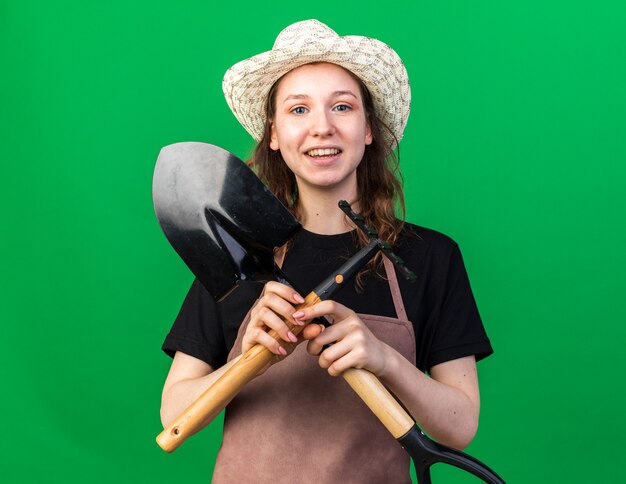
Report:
1,1,625,482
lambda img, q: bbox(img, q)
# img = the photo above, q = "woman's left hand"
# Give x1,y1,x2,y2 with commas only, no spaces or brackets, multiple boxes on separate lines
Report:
293,300,389,377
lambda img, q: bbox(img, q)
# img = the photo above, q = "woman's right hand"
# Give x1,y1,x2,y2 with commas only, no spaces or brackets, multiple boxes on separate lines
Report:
242,281,307,356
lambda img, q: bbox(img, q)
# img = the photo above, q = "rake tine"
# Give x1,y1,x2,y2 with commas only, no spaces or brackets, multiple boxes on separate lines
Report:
338,200,417,282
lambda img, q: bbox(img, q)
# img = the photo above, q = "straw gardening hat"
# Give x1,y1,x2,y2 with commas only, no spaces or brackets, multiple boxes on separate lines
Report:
222,19,411,148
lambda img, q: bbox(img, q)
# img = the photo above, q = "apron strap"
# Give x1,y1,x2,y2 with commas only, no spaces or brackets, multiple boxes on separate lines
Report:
383,257,408,321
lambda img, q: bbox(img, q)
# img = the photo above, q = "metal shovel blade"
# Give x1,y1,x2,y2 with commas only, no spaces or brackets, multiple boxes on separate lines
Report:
152,142,301,300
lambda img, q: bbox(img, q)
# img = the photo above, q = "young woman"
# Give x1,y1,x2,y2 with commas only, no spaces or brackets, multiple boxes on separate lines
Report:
161,20,493,483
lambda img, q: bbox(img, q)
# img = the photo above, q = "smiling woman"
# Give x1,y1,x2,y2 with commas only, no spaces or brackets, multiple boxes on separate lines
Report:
160,19,493,483
253,61,405,250
268,63,372,208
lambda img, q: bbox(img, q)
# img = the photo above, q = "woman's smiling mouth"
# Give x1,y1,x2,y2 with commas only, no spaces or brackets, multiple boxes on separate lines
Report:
306,147,342,159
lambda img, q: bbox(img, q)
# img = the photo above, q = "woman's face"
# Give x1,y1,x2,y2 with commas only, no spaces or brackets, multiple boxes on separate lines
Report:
269,63,372,195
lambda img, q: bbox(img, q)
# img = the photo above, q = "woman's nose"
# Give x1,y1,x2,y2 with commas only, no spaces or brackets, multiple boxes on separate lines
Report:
309,111,336,137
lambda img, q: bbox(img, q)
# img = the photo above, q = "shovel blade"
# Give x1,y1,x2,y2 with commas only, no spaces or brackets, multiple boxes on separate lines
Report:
153,142,301,300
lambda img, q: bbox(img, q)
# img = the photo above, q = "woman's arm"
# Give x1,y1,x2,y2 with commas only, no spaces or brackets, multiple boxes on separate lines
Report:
237,282,481,449
380,351,479,450
161,280,325,431
299,301,480,450
160,352,242,429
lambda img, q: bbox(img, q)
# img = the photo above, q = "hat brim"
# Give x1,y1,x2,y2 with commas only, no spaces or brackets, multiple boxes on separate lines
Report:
222,21,410,149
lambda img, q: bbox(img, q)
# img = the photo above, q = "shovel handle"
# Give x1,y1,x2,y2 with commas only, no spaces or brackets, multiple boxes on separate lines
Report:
156,292,320,452
341,368,414,438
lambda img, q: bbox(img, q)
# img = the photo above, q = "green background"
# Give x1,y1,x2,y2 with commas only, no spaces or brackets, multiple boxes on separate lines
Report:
1,0,625,482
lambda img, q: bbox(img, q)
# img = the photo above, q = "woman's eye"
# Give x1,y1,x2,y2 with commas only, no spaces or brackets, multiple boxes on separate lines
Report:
334,104,351,112
291,106,308,115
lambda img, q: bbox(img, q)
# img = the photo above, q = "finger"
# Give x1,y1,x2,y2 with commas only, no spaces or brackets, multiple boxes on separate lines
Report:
301,323,324,341
306,320,357,353
264,281,305,305
256,307,299,344
317,340,352,369
257,292,296,319
292,300,353,324
247,326,292,356
306,324,340,355
325,351,367,377
259,292,305,327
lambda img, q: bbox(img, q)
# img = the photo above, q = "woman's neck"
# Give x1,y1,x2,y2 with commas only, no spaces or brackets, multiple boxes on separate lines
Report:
296,184,359,235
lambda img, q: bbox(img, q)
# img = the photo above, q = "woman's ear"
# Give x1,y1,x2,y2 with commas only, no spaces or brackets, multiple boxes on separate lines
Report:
269,120,279,151
365,119,373,146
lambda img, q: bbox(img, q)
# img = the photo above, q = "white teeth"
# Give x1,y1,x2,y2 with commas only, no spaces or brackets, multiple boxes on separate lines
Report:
307,148,340,157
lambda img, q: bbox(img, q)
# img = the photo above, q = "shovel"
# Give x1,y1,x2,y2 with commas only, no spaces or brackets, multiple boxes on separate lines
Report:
153,142,504,483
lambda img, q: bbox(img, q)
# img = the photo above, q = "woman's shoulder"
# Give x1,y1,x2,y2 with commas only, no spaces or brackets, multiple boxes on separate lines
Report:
398,221,459,253
395,222,473,295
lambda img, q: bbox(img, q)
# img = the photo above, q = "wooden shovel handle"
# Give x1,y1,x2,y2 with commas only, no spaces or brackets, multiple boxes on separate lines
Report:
156,292,319,452
156,291,415,452
341,368,414,438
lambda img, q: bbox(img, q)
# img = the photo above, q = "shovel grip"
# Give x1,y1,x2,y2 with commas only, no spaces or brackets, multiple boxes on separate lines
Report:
341,368,414,439
156,292,321,452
